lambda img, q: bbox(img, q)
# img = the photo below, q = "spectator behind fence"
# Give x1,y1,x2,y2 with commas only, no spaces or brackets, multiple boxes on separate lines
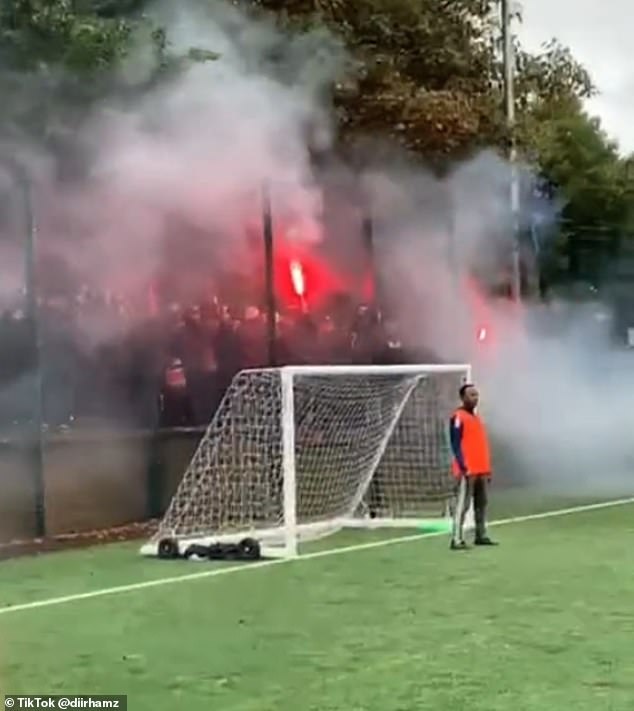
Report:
237,306,268,369
0,284,417,431
161,357,192,427
177,306,220,426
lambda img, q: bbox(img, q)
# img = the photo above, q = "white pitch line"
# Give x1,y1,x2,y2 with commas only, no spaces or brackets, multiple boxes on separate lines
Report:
1,497,633,617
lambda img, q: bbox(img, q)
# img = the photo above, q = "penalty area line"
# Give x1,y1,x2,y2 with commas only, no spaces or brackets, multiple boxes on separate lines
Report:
1,496,633,617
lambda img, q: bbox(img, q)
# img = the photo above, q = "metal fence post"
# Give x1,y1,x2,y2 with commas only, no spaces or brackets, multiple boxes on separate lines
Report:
262,181,278,367
15,165,46,537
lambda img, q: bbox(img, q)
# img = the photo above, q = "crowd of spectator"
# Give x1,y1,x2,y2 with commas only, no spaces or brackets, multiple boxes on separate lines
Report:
0,286,423,432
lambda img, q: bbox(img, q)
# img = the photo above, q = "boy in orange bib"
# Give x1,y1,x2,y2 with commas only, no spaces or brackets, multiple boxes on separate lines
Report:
449,383,498,550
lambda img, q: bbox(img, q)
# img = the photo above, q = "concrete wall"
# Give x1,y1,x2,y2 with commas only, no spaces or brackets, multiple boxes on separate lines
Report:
0,427,204,544
0,441,37,542
0,428,526,545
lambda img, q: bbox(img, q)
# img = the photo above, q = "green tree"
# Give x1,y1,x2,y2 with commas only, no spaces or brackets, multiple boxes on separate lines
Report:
251,0,596,165
250,0,629,293
0,0,134,73
4,0,630,293
0,0,218,143
524,97,634,287
0,0,598,163
253,0,505,160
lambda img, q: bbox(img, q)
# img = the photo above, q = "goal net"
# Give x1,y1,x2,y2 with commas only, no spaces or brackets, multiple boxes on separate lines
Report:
141,363,472,558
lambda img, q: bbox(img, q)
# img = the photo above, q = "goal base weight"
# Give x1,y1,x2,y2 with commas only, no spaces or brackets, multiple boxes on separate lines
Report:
154,536,262,562
143,514,466,561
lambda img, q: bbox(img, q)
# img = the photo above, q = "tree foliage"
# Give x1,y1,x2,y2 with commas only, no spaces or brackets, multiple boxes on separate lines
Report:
515,40,595,110
525,98,634,286
0,0,134,73
1,0,632,288
252,0,597,163
0,0,218,144
250,0,634,289
0,0,609,162
253,0,504,158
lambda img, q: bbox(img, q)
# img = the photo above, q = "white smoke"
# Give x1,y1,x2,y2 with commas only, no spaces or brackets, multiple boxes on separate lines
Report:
0,0,631,499
365,149,634,497
10,0,344,315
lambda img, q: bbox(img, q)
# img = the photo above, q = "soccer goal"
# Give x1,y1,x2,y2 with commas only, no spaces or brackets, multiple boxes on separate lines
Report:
140,363,472,559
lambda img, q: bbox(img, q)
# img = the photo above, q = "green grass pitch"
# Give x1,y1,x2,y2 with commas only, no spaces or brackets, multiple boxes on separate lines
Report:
1,494,634,710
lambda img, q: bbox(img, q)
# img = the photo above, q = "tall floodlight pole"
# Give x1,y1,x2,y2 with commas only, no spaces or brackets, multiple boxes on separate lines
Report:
502,0,522,301
261,181,278,366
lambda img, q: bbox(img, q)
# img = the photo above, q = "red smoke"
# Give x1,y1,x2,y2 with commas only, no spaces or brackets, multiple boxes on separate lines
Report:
289,260,305,297
273,240,344,311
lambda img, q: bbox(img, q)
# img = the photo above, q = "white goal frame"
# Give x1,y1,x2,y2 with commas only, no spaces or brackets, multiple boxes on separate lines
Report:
141,363,473,559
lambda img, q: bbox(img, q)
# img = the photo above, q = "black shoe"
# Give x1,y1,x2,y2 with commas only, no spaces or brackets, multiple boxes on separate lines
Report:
450,539,469,550
474,536,498,546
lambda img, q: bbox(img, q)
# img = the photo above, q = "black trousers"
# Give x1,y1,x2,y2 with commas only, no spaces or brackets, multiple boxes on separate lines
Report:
451,475,489,542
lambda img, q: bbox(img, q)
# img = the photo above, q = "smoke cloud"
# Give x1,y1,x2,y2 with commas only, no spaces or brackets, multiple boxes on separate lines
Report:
365,151,633,498
3,0,342,315
0,0,631,499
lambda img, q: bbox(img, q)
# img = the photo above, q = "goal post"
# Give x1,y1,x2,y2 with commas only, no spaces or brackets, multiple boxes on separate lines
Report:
141,363,473,559
280,368,298,556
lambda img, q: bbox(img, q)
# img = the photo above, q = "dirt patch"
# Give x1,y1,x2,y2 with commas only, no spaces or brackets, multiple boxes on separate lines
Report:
0,520,159,560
